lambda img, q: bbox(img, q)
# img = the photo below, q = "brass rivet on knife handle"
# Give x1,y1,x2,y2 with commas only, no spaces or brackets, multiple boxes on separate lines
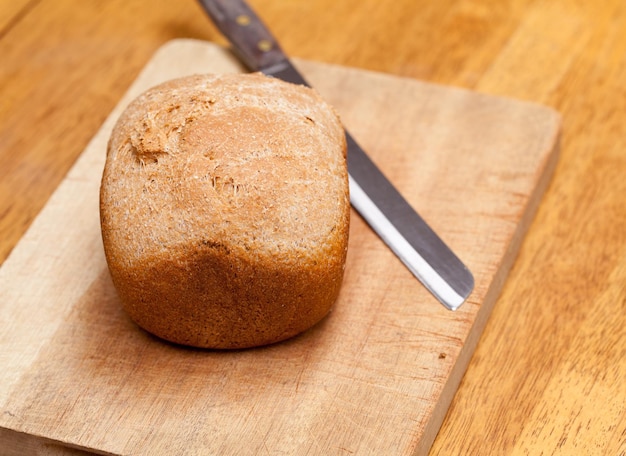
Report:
236,14,250,26
257,39,273,52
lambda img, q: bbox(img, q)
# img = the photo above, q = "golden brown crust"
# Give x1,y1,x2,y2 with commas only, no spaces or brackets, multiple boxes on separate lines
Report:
100,73,349,348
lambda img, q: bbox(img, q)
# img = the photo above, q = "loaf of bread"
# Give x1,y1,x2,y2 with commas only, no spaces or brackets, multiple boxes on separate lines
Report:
100,73,349,349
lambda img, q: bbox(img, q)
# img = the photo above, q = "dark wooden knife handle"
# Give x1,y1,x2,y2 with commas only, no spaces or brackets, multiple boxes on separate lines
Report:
197,0,287,71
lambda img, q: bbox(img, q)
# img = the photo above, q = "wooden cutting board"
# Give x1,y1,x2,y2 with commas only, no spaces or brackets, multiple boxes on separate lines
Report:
0,39,560,455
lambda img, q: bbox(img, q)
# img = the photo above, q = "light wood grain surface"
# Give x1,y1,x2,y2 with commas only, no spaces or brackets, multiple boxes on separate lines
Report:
0,1,624,455
0,39,559,455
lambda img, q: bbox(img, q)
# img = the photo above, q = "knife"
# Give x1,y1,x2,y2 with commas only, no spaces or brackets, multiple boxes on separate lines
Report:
196,0,474,310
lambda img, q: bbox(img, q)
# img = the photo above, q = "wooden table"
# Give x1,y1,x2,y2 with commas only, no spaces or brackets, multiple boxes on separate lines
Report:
1,0,624,454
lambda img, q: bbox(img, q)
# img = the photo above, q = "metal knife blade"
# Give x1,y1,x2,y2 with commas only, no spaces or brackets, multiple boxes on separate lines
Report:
197,0,474,310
